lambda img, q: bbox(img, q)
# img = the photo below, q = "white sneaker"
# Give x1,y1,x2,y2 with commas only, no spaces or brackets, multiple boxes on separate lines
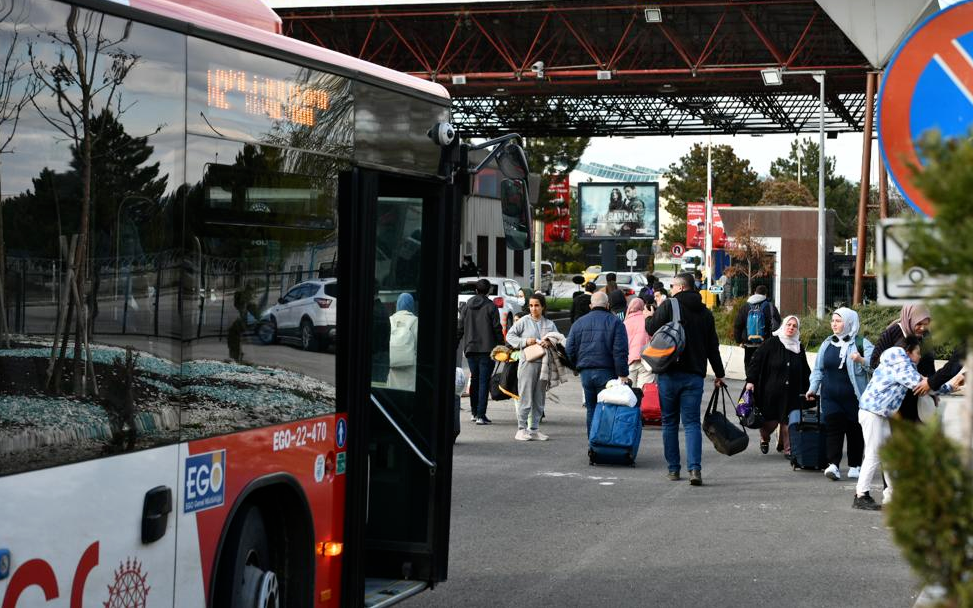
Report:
847,466,861,479
530,430,549,441
824,463,841,481
515,429,533,441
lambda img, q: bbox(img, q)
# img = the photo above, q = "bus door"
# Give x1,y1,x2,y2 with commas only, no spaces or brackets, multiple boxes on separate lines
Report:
338,168,458,606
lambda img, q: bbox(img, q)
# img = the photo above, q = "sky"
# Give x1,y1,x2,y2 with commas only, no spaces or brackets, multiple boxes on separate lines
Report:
581,132,880,182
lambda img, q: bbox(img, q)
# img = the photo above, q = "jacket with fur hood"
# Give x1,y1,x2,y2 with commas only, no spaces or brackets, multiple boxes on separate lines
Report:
645,290,725,378
733,293,782,345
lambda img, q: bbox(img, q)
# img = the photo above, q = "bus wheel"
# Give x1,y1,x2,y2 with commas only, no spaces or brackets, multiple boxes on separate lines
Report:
219,505,281,608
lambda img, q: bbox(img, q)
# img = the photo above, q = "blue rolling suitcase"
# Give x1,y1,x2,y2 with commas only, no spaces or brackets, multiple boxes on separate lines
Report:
788,405,827,470
588,402,643,466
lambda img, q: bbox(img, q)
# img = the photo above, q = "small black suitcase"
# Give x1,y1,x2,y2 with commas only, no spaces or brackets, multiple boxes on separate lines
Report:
788,405,828,470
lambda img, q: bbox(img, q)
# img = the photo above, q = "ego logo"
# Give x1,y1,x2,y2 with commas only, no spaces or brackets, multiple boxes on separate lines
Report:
184,450,226,513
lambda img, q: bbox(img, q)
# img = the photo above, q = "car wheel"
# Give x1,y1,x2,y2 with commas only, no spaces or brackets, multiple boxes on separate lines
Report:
214,504,281,608
257,318,279,345
300,318,318,351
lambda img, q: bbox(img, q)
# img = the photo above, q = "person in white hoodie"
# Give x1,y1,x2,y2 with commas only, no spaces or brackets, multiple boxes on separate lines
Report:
852,336,964,511
733,285,782,369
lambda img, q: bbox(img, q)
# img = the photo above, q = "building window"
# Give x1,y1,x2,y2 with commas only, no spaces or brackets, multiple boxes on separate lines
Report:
495,237,507,277
513,248,524,276
477,236,489,276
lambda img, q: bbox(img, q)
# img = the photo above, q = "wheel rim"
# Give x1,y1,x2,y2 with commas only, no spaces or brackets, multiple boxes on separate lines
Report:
240,565,279,608
301,323,312,349
259,322,275,342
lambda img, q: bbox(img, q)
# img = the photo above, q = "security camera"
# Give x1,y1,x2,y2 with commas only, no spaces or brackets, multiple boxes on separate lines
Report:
427,122,456,147
531,61,545,79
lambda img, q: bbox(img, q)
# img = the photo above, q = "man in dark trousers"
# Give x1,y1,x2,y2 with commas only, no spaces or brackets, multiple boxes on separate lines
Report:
646,273,726,486
733,284,781,369
565,291,629,434
458,278,504,425
570,281,597,324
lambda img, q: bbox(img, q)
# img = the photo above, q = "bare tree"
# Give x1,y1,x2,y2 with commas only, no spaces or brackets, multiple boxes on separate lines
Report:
724,216,774,295
29,7,138,395
0,28,39,348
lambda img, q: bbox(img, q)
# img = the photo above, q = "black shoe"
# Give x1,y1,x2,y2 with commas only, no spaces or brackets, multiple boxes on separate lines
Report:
852,493,882,511
759,441,769,454
667,471,680,481
689,470,703,486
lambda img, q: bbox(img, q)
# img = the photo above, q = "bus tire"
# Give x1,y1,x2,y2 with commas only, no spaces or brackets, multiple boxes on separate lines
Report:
216,504,282,608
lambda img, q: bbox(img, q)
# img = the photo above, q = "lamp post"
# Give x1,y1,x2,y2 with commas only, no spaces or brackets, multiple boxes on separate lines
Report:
762,68,826,319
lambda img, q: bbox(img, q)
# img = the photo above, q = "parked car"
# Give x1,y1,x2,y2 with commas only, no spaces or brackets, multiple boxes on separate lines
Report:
582,265,602,285
594,272,649,300
457,276,522,333
529,261,554,295
257,278,337,351
680,249,704,273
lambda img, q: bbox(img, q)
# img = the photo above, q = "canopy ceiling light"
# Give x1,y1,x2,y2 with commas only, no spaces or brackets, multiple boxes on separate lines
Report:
644,7,662,23
760,68,783,86
597,70,612,80
452,74,467,85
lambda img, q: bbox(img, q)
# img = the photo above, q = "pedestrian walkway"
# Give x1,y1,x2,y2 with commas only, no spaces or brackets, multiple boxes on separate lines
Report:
409,373,920,608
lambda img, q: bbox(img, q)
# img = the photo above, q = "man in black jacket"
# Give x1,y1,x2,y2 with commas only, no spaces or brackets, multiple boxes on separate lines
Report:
646,273,726,486
570,281,597,324
458,278,504,425
733,284,782,369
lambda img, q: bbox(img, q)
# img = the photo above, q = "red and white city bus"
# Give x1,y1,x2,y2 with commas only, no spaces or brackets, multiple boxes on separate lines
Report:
0,0,531,606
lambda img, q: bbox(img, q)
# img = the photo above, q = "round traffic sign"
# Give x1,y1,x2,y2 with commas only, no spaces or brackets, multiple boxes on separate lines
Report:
671,243,685,258
625,248,638,262
878,0,973,217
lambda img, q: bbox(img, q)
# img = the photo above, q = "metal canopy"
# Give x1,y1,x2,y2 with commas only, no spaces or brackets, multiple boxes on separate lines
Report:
274,0,874,137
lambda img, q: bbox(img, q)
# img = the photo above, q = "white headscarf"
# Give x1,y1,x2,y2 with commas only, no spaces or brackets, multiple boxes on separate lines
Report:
773,315,802,354
831,307,860,369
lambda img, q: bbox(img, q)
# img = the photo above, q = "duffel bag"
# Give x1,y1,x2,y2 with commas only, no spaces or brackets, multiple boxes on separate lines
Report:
703,385,749,456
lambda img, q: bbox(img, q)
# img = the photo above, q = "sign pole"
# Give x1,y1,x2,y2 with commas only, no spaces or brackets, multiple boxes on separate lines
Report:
704,137,713,290
815,73,827,319
854,72,877,306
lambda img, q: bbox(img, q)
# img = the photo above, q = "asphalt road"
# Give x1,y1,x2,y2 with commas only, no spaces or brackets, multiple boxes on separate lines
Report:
402,376,918,608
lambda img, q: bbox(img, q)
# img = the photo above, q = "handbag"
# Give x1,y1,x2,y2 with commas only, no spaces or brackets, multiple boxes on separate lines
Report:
523,343,546,362
703,385,749,456
735,387,765,430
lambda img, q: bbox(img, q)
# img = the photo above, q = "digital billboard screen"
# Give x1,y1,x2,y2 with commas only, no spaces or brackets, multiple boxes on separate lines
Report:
578,182,659,240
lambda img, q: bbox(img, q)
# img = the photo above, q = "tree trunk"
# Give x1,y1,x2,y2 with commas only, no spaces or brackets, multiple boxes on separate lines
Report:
46,235,77,391
0,168,8,348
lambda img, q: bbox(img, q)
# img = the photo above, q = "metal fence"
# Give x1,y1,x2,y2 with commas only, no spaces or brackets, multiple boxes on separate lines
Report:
724,275,878,316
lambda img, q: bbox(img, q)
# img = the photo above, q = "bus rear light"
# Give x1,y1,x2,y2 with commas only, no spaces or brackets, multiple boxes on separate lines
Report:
317,541,342,557
314,298,332,309
494,297,504,308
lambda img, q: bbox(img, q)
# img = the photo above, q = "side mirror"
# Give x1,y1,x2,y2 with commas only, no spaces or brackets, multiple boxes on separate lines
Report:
572,275,585,285
277,297,286,305
500,178,532,250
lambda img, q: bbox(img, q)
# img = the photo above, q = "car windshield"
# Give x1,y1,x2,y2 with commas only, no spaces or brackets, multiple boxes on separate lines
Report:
458,282,498,296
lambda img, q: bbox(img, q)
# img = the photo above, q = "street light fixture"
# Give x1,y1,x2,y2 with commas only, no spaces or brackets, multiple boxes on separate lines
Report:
762,68,827,319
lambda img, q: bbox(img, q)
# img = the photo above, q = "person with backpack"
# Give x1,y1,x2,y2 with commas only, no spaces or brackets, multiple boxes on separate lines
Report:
565,291,629,435
458,278,504,425
638,274,657,304
387,293,419,391
733,284,782,369
743,315,811,455
645,273,726,486
570,281,597,324
806,307,874,481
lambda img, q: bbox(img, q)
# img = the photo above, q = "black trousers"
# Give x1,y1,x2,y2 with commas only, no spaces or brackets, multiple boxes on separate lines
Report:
824,412,864,467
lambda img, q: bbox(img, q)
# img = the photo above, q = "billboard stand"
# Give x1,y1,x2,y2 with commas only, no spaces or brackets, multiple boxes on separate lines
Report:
600,241,617,272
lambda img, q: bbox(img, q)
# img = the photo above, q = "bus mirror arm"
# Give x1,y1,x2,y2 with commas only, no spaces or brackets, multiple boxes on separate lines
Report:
370,394,437,474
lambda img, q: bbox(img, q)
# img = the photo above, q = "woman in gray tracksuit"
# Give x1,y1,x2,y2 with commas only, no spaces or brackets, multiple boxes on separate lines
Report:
506,293,558,441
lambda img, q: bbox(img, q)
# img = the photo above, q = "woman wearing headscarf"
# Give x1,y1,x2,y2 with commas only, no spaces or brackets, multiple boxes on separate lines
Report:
807,307,874,481
624,296,653,389
386,293,419,391
744,315,811,455
506,293,561,441
869,304,934,421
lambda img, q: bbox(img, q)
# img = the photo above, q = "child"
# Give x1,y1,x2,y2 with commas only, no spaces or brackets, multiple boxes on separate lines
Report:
853,336,965,510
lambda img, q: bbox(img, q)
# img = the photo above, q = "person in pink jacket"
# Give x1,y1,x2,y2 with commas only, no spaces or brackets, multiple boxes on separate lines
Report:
624,297,654,388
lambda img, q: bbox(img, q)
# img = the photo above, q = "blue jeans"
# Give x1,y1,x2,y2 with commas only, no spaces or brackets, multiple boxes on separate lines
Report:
657,372,705,473
580,368,616,435
466,353,494,418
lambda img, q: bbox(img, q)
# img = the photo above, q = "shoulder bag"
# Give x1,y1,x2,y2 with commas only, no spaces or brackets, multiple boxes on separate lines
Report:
703,385,749,456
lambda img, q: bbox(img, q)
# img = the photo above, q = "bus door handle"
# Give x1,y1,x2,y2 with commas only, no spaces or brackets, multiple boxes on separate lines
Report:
141,486,172,544
370,394,436,474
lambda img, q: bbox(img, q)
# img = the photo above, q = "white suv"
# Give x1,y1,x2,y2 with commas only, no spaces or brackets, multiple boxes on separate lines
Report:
457,276,523,334
257,279,337,351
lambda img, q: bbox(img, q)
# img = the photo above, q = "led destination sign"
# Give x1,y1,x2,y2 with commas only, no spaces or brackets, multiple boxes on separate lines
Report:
207,68,331,127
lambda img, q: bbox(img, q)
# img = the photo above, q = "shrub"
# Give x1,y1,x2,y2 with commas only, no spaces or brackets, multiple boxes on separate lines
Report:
882,418,973,607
